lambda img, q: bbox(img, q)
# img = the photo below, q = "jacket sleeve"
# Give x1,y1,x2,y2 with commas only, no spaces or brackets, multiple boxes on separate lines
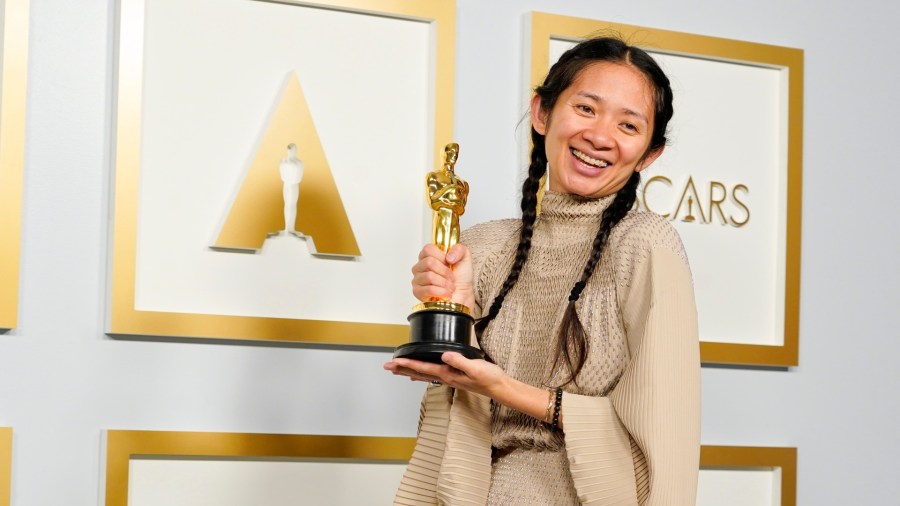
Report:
394,385,453,505
609,239,701,504
563,221,701,505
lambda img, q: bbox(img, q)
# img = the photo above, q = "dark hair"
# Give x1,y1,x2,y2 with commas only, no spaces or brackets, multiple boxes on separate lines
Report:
475,36,674,386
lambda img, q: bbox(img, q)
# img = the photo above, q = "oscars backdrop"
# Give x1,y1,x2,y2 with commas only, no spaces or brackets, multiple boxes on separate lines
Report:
529,13,803,367
108,0,456,346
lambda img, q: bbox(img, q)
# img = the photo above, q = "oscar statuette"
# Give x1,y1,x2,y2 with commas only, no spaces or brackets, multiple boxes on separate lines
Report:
393,143,485,363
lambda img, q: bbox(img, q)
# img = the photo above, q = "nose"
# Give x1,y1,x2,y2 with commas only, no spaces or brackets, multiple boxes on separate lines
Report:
582,118,615,150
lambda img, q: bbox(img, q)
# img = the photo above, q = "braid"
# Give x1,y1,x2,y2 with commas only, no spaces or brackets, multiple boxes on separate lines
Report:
474,128,547,336
474,37,673,375
550,171,641,386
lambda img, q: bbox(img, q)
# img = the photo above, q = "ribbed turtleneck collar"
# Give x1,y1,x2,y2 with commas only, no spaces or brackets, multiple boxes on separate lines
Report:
539,191,616,223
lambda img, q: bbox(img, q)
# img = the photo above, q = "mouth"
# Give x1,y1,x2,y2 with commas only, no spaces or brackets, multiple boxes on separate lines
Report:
571,148,610,169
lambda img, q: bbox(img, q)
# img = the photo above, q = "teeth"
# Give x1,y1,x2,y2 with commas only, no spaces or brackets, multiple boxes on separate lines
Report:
572,149,609,168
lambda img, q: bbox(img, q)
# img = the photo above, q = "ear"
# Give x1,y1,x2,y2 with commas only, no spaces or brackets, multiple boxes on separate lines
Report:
530,94,548,135
636,146,665,172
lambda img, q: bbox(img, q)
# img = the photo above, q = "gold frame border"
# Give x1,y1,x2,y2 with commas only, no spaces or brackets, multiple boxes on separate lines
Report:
701,445,797,506
0,0,30,329
105,431,796,506
109,0,456,345
0,428,11,506
529,12,803,367
104,430,416,506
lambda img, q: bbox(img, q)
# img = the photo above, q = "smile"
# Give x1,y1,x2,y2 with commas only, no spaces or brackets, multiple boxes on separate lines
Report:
571,148,609,168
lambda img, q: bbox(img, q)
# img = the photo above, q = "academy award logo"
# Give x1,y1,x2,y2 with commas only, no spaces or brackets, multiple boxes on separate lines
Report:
212,72,360,257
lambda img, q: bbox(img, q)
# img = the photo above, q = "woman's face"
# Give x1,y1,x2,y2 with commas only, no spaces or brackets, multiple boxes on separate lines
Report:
531,61,663,199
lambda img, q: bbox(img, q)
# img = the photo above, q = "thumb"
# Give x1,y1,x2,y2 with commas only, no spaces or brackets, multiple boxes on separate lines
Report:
445,243,470,266
441,352,469,371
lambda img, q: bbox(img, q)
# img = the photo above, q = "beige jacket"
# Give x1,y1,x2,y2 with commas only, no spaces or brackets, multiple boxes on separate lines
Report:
395,202,700,505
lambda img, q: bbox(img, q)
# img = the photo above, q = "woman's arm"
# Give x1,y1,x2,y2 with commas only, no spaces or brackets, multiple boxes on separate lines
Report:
558,218,701,506
385,352,565,430
607,245,700,505
388,234,561,428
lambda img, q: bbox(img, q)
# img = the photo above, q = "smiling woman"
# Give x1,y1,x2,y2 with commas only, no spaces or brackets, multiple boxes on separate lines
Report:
385,36,699,505
534,61,664,200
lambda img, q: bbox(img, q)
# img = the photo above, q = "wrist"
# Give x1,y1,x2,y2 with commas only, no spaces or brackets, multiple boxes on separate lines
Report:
486,371,515,403
454,286,476,310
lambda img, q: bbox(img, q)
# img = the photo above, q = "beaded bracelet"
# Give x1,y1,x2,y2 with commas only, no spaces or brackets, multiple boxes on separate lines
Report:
550,387,563,433
544,388,555,424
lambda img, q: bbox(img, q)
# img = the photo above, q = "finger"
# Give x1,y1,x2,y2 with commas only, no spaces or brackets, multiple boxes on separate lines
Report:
411,256,454,279
391,357,436,371
417,243,446,262
412,272,454,297
445,244,470,266
385,362,430,380
398,367,435,382
440,352,471,373
411,264,455,296
392,358,453,379
411,267,454,289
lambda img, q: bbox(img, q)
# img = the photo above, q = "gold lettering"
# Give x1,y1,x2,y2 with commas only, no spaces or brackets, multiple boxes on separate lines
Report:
673,176,708,223
709,181,728,225
642,175,672,218
729,183,750,227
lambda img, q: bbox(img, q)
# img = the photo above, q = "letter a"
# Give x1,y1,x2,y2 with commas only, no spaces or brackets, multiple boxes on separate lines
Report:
213,72,360,256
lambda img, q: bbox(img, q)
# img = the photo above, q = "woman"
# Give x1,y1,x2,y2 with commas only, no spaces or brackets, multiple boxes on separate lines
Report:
385,36,700,505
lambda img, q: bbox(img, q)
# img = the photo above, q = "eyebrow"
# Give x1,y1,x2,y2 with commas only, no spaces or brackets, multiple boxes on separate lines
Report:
574,91,649,124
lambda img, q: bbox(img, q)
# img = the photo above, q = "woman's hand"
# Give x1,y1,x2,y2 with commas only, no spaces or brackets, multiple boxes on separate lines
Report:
411,243,475,310
384,352,508,399
384,352,563,429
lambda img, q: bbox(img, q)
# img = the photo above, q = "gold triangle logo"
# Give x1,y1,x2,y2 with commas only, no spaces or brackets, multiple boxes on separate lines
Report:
213,73,361,257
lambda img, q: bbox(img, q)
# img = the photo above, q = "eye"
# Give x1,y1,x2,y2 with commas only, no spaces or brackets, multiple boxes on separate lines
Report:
575,104,594,115
621,122,638,133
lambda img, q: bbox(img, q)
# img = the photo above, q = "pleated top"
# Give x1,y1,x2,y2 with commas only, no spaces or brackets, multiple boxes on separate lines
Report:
395,192,701,506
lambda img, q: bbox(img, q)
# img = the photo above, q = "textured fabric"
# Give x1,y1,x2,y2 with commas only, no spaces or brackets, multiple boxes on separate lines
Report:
487,448,578,505
474,193,628,452
395,192,700,505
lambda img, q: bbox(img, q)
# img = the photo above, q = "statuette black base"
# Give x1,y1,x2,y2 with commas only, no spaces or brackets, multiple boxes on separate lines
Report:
393,308,484,364
392,341,484,363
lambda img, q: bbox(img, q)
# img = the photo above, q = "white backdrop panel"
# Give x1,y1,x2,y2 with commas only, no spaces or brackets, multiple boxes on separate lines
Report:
697,468,780,506
129,459,407,506
549,39,787,346
135,0,432,324
128,459,781,506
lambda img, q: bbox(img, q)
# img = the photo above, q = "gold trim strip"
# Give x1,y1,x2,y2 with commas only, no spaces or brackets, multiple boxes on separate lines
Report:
0,428,11,506
104,430,416,506
109,0,456,345
413,300,471,315
0,0,30,329
530,12,803,367
104,431,795,506
701,445,797,506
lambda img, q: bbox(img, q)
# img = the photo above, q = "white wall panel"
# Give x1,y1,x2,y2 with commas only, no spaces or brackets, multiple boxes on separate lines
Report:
136,0,430,323
698,469,780,506
129,459,406,506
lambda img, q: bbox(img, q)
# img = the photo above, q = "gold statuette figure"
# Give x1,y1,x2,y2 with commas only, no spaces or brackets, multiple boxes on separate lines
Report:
393,143,484,363
426,143,469,253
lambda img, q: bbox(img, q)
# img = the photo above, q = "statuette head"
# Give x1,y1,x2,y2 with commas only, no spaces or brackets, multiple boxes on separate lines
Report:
443,143,459,171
